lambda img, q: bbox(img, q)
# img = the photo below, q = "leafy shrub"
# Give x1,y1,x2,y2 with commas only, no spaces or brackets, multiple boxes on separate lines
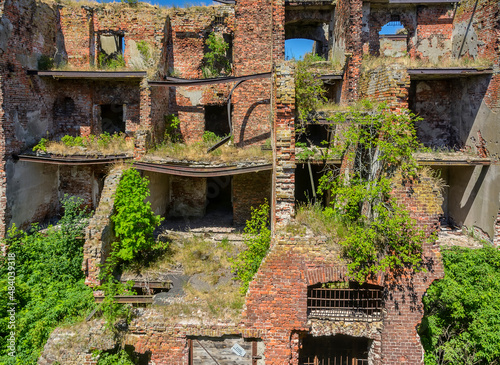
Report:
202,32,231,78
98,53,126,70
295,53,327,120
164,114,182,143
32,138,48,153
230,201,271,294
202,131,221,144
0,196,94,365
111,168,164,261
97,349,136,365
421,246,500,365
61,135,85,147
315,106,428,282
37,55,54,71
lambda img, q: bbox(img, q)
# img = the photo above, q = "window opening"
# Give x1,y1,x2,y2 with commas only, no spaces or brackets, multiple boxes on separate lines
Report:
98,33,124,67
307,282,384,322
101,104,124,134
285,38,315,60
379,20,407,58
295,163,328,206
206,176,232,214
205,104,231,137
299,335,370,365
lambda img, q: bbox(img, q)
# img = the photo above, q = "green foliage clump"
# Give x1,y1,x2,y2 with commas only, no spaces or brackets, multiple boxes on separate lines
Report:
98,53,126,70
295,53,328,120
421,246,500,365
97,349,136,365
230,201,271,294
37,55,54,71
164,114,182,143
111,168,164,262
316,106,427,282
136,40,150,60
0,196,94,365
32,138,48,153
202,130,222,144
202,32,231,78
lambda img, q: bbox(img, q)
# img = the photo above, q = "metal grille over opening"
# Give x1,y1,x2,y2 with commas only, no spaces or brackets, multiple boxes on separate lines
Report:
307,282,383,322
299,334,370,365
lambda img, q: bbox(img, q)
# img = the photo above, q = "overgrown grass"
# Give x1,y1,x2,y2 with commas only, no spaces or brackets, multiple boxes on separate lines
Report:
132,235,245,321
147,141,272,163
33,133,134,156
293,201,345,242
362,55,493,72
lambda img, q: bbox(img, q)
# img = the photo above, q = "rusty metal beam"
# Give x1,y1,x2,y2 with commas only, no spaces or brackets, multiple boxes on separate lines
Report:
94,295,153,304
149,72,272,87
16,154,132,165
407,68,493,80
417,158,491,166
134,161,272,177
27,70,147,80
120,280,173,290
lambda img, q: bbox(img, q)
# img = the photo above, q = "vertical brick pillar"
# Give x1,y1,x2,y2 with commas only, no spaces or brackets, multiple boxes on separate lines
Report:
272,0,285,63
135,79,153,158
273,62,295,229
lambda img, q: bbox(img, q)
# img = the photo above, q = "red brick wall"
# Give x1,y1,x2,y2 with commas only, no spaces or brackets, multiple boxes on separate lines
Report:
59,6,93,67
453,0,500,62
233,171,272,226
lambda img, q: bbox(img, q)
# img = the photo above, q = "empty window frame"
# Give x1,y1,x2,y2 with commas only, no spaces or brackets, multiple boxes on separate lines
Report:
99,32,125,66
204,104,231,137
101,104,125,134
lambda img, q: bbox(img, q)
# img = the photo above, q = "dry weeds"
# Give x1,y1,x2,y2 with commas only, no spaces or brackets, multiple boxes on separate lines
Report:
42,135,134,157
146,142,272,164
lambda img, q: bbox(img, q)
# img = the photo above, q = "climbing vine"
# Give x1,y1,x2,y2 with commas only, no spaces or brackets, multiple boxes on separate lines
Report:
295,53,328,121
316,104,428,282
230,201,271,294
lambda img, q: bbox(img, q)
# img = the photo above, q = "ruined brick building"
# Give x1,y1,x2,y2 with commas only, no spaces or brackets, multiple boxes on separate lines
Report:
1,0,499,363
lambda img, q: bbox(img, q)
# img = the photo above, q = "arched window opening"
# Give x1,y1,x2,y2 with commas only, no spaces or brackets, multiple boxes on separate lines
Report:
379,19,408,57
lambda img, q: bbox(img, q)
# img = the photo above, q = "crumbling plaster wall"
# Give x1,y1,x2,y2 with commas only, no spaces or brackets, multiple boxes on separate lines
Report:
452,0,500,62
411,75,500,238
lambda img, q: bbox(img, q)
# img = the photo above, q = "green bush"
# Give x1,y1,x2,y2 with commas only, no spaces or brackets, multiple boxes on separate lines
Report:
202,32,231,78
0,196,94,365
37,55,54,71
421,246,500,365
32,138,48,153
97,349,136,365
316,106,427,282
111,168,164,261
230,201,271,294
98,53,126,70
164,114,182,143
202,131,221,145
295,53,327,120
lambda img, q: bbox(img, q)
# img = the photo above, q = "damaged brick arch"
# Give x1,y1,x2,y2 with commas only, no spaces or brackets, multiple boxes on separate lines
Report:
367,8,417,56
